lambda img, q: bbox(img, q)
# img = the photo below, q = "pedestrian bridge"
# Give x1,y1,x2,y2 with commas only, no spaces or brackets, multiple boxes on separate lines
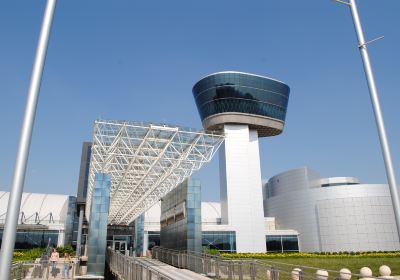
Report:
107,249,209,280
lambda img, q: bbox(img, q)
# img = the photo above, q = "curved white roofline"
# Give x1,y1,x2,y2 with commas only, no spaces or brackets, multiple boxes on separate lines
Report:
320,177,360,185
201,202,221,218
195,71,288,86
0,191,71,224
267,166,312,181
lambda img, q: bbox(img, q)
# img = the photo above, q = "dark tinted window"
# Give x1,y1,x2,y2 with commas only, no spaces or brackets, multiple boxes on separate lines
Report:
282,235,299,251
148,231,160,250
266,236,282,252
0,230,59,249
193,73,290,122
202,231,236,252
266,235,299,253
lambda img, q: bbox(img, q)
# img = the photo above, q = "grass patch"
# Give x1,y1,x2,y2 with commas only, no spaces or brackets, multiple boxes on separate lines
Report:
259,257,400,276
221,253,400,276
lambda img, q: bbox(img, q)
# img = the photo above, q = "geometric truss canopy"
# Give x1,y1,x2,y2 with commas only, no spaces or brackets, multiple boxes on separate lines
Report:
86,119,224,225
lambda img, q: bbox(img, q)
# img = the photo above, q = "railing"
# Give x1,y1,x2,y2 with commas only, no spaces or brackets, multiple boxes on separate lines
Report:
10,262,30,280
9,259,79,280
10,246,78,280
9,244,51,280
152,246,395,280
107,248,174,280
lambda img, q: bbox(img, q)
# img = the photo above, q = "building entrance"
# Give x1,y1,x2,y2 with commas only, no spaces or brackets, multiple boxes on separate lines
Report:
113,240,127,255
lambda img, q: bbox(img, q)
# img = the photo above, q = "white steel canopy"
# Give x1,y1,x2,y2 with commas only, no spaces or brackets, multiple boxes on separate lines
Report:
86,119,224,225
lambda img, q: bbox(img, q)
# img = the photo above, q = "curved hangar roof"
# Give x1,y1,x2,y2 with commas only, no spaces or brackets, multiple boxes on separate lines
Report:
192,71,290,137
87,119,224,225
0,191,71,225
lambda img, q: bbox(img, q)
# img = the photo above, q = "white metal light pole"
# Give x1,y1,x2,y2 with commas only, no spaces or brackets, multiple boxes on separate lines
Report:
0,0,57,278
336,0,400,240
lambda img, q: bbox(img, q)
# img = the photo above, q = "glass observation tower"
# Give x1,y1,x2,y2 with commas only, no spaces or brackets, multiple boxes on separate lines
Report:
193,71,290,253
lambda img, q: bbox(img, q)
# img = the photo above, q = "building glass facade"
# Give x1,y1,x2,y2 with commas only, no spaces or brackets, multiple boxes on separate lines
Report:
0,229,59,249
266,235,299,252
83,146,91,199
87,173,111,276
77,142,92,204
202,231,236,252
192,72,290,122
64,196,76,246
160,178,202,252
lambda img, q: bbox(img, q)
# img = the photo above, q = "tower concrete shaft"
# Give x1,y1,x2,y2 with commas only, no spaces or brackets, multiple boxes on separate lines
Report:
219,124,267,253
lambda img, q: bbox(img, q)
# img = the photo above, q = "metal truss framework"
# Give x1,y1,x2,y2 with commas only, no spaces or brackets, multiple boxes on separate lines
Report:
86,120,224,225
0,212,55,225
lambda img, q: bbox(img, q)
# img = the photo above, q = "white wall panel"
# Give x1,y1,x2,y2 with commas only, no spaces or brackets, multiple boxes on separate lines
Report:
219,125,266,253
264,167,400,252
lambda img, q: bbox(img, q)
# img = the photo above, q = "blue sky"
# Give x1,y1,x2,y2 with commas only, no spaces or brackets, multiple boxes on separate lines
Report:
0,0,399,201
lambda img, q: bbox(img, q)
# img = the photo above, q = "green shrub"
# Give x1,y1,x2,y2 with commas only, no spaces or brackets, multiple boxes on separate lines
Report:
57,245,75,256
205,248,220,255
13,248,45,262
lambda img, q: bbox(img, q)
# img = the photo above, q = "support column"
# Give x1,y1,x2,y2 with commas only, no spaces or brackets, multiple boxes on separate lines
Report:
87,173,110,276
134,214,145,257
143,231,149,256
57,231,64,247
76,205,84,257
219,124,266,253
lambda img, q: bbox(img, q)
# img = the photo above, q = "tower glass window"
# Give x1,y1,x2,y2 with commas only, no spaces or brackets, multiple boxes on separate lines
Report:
192,71,290,137
193,72,290,123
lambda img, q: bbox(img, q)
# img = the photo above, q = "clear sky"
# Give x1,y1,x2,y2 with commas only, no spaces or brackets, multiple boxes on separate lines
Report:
0,0,399,201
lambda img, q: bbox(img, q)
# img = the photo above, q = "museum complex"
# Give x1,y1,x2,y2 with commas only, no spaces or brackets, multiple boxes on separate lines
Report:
1,72,399,271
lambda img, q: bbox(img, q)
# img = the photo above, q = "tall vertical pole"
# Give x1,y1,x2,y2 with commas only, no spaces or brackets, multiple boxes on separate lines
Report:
347,0,400,240
0,0,57,278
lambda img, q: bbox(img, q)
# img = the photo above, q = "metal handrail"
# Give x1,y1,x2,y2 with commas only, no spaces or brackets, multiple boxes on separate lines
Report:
107,248,175,280
151,246,394,280
10,260,79,280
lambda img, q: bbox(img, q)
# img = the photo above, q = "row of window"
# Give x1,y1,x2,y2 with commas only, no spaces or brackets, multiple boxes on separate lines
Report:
194,85,289,109
200,233,299,253
0,230,59,249
266,235,299,252
193,73,290,98
198,98,287,121
147,231,299,254
202,231,236,252
82,144,91,200
3,229,299,254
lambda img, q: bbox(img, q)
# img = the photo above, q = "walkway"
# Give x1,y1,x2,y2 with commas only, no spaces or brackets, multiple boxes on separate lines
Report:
134,257,210,280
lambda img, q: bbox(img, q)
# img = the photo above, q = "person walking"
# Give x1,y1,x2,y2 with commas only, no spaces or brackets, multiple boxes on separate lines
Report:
49,248,59,278
61,253,72,279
